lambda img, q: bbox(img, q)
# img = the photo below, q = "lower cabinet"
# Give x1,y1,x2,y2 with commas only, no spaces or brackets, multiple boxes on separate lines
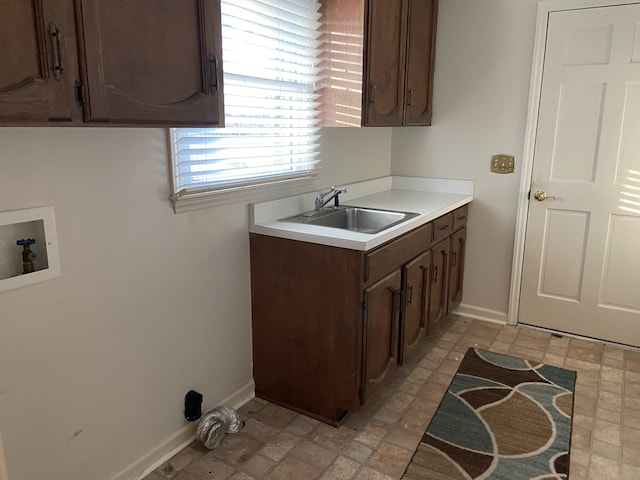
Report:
448,205,468,313
399,249,430,365
428,237,450,330
448,227,467,312
250,204,469,425
362,270,402,404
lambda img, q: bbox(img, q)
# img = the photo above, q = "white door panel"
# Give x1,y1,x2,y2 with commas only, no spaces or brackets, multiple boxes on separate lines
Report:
538,209,590,302
551,83,604,182
618,83,640,188
519,3,640,345
600,215,640,311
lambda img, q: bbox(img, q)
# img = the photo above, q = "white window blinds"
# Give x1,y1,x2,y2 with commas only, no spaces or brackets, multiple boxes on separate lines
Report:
171,0,322,199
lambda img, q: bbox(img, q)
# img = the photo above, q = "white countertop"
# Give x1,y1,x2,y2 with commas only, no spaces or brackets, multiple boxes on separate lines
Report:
249,176,474,251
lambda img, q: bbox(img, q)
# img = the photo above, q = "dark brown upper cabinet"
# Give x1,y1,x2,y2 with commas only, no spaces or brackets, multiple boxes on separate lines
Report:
0,0,224,126
77,0,223,125
362,0,438,126
0,0,81,123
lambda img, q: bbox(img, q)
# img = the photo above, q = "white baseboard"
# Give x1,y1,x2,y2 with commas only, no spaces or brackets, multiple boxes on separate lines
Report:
107,379,255,480
453,303,508,325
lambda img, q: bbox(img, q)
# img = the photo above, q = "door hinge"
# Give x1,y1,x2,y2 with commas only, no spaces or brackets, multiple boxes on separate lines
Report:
75,82,86,106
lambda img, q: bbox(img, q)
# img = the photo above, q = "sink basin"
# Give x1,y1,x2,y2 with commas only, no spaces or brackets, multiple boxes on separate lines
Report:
279,206,420,234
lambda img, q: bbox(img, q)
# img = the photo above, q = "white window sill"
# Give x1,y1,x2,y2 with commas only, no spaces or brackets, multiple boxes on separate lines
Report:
171,176,319,213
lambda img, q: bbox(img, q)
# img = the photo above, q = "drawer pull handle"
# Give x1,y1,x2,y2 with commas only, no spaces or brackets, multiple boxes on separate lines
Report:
439,225,449,231
49,21,64,81
209,54,219,94
457,215,466,221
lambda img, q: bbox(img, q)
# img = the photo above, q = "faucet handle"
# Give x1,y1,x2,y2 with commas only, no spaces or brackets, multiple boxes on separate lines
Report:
333,187,347,207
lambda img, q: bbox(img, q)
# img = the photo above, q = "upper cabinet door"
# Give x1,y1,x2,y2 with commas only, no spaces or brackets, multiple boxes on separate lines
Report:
404,0,437,126
362,0,408,126
77,0,224,125
0,0,81,123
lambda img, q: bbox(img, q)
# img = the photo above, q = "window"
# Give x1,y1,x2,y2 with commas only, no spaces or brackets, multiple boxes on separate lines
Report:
170,0,322,211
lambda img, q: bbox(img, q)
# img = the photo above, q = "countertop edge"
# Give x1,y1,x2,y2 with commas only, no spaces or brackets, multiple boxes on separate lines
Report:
251,193,473,251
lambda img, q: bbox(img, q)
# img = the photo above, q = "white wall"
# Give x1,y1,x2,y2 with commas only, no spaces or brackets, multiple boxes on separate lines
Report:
0,127,391,480
391,0,539,319
0,431,7,480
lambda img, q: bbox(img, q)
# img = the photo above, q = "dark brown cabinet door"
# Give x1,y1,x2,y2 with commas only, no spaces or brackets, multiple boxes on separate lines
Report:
363,0,437,126
362,0,407,126
0,0,81,123
429,237,450,330
448,227,466,313
399,249,430,365
362,269,401,403
77,0,224,125
404,0,437,125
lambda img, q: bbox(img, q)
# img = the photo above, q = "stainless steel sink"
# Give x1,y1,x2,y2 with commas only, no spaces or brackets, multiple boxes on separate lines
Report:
279,206,420,234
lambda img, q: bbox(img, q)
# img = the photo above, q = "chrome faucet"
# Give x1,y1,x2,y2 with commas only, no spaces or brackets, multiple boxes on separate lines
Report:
315,186,348,211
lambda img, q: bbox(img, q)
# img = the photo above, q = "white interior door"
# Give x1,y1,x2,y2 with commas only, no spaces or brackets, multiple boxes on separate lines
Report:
519,3,640,345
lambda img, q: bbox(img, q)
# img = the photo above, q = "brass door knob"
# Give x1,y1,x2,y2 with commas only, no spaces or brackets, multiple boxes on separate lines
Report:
534,190,556,201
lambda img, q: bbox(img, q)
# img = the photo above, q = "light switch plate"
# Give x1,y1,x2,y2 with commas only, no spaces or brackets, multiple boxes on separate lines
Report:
491,154,516,174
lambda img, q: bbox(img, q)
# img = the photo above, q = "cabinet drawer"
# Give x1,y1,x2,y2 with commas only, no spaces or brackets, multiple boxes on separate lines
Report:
432,214,453,243
364,223,433,283
453,205,469,231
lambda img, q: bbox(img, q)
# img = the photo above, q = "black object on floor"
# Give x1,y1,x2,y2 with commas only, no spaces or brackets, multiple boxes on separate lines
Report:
184,390,203,421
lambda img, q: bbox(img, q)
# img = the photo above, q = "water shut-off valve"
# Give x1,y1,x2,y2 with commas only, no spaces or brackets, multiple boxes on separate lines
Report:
16,238,38,274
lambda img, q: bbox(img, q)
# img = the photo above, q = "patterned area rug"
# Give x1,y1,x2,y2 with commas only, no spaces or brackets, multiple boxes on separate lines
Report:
402,348,576,479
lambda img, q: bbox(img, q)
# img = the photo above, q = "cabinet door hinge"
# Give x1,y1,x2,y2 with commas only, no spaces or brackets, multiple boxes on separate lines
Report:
75,82,86,106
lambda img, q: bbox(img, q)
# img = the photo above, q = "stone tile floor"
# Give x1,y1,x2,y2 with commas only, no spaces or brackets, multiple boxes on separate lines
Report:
144,316,640,479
